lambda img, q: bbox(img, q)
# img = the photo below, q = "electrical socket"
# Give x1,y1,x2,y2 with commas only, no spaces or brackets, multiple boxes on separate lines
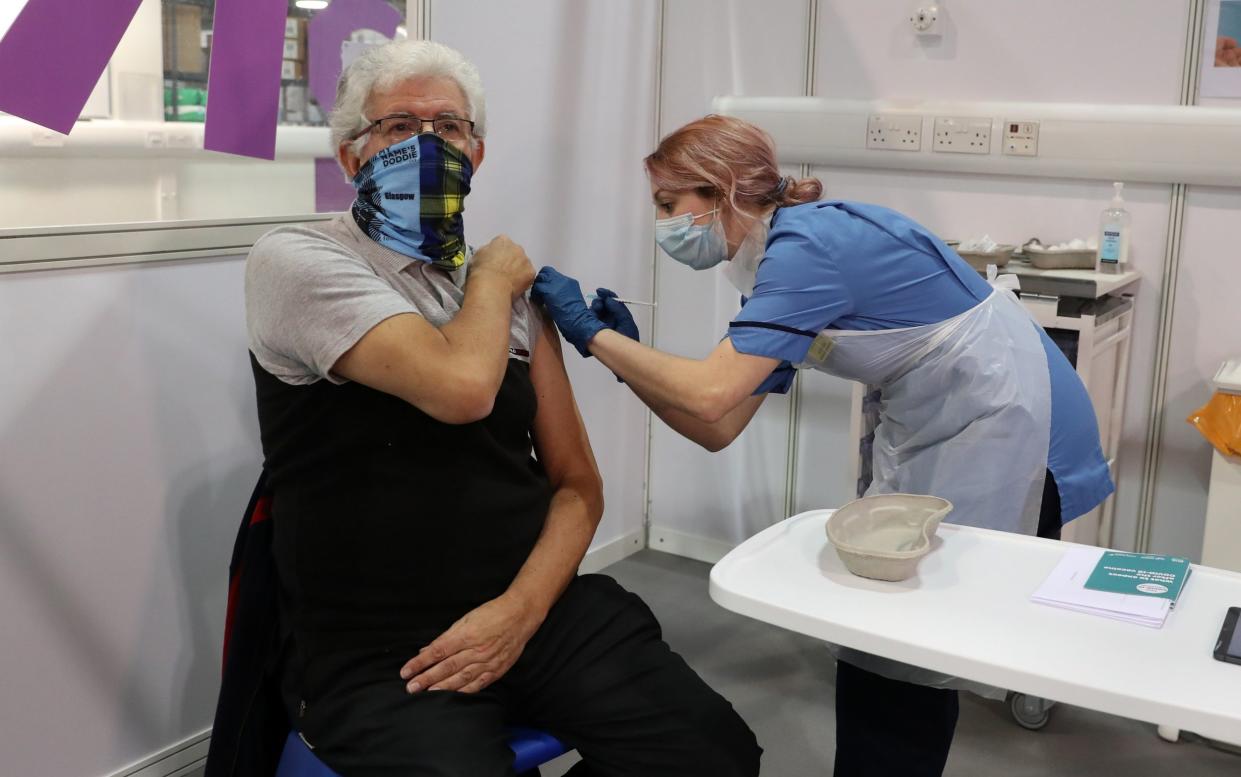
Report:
932,116,991,155
1003,120,1040,156
867,115,923,151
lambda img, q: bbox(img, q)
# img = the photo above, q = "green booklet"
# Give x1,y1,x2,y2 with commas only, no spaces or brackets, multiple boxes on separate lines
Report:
1084,551,1192,602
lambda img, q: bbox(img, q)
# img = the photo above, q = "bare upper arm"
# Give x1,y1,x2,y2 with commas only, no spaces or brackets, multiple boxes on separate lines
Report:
528,311,603,505
332,312,496,424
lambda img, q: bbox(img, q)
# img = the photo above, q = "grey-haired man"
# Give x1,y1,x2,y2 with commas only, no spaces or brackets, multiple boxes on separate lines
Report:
242,39,760,776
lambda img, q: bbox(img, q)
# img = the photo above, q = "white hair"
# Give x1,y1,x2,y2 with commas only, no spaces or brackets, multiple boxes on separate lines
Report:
329,39,486,165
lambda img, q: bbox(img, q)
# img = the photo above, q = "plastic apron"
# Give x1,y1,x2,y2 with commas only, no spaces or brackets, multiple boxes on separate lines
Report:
801,272,1051,692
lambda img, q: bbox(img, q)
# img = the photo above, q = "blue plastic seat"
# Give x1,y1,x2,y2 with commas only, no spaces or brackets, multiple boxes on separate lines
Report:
506,727,571,773
275,727,570,776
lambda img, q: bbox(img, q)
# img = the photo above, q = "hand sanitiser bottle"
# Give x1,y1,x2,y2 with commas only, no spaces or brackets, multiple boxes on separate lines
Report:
1096,182,1131,274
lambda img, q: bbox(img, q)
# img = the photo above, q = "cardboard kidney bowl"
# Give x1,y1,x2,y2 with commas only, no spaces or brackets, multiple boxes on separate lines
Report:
826,494,954,582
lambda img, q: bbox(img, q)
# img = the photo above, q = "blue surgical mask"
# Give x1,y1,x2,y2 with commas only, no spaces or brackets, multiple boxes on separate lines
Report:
351,132,473,270
655,208,728,270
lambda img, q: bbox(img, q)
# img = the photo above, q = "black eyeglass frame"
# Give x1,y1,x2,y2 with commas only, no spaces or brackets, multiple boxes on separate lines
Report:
347,113,477,143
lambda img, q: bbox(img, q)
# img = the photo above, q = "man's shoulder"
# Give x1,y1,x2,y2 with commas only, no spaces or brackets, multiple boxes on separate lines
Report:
250,215,356,256
247,217,370,280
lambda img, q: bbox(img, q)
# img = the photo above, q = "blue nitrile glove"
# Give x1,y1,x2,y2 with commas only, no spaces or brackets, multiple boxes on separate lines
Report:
531,266,607,357
590,288,640,342
590,288,640,383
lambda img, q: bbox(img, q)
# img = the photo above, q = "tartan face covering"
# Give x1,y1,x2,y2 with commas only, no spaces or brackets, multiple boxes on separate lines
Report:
350,133,473,270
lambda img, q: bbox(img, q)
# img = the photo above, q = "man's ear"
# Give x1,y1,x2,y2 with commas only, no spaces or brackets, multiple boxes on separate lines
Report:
469,139,485,173
338,142,361,179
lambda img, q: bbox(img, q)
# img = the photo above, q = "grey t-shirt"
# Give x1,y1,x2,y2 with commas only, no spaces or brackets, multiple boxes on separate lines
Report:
246,214,540,386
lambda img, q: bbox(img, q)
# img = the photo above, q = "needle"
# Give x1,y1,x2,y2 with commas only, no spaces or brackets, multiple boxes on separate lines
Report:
586,294,657,307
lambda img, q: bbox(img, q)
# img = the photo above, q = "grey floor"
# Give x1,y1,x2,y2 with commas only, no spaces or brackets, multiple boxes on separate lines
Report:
542,549,1241,777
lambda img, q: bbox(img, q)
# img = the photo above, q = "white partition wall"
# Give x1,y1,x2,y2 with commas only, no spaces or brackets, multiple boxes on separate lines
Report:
646,0,812,560
1149,186,1241,559
791,369,857,515
0,256,257,777
810,0,1188,104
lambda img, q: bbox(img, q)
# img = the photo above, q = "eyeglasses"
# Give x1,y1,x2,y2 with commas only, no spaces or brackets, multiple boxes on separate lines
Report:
349,113,476,145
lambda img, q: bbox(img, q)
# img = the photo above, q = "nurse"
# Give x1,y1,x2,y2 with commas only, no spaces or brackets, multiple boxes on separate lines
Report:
532,115,1114,776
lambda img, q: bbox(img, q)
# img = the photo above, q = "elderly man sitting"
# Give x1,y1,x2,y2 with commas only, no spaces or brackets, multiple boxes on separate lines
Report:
242,39,760,776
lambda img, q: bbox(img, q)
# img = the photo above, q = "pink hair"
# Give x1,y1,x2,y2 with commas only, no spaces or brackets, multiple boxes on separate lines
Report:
644,115,823,215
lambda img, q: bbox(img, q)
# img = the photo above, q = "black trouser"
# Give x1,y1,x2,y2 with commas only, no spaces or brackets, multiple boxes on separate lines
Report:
833,472,1062,777
1035,470,1063,541
834,659,960,777
284,574,761,777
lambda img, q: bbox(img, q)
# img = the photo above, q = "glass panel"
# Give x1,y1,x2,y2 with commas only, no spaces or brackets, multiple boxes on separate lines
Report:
0,0,408,230
161,0,407,128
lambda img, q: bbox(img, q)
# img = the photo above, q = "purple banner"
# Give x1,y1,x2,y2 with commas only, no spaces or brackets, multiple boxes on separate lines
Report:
308,0,401,113
203,0,288,159
0,0,143,133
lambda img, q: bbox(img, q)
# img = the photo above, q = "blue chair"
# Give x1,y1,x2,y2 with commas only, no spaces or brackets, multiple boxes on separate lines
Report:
275,727,570,776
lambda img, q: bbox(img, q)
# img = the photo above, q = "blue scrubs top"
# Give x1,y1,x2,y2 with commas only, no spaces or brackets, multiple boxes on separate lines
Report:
730,201,1114,523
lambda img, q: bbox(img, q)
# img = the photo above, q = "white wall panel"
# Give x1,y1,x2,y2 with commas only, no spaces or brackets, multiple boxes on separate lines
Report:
0,257,258,777
791,367,856,514
430,0,659,549
1149,186,1241,560
649,0,810,553
813,0,1188,105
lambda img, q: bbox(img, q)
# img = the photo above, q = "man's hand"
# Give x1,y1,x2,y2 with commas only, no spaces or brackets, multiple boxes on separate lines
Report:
399,593,544,694
471,235,535,300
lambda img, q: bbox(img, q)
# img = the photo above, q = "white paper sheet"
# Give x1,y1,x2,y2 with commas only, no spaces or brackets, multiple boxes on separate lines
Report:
1031,547,1172,628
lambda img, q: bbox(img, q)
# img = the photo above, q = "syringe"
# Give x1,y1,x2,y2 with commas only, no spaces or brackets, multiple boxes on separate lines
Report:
586,294,657,307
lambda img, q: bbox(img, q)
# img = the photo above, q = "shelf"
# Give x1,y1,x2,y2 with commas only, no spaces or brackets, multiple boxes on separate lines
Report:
980,261,1141,300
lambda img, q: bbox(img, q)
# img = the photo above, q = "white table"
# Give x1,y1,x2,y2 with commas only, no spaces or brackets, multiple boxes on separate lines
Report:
709,510,1241,744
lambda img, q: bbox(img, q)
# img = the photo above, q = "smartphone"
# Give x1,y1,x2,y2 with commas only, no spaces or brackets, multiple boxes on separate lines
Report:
1215,607,1241,666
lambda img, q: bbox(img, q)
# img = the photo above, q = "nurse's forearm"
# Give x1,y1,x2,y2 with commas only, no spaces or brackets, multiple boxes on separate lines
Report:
588,331,732,421
588,329,773,423
631,383,766,452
